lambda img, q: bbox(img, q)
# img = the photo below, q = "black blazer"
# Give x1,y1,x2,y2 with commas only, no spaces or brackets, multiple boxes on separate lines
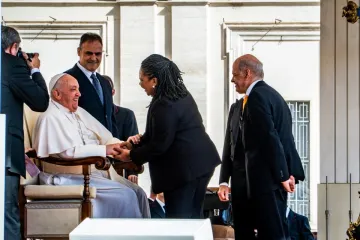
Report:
130,94,221,193
113,105,139,177
1,50,49,177
219,100,245,185
113,105,138,141
148,198,165,218
241,81,305,196
288,209,314,240
65,64,118,137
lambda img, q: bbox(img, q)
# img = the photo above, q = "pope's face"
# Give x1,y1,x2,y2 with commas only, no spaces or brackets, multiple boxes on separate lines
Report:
53,75,81,112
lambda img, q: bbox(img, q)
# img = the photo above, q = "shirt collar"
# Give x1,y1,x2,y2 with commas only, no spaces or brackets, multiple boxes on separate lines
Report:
245,79,262,96
286,207,290,218
76,62,95,80
51,100,76,115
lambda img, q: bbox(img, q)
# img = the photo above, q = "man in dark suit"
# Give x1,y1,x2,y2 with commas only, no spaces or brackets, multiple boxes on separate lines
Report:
1,26,49,239
65,33,118,137
148,187,165,218
287,208,314,240
102,75,139,183
218,54,305,240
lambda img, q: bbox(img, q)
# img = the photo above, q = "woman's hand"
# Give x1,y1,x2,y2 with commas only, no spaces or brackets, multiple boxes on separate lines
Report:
114,148,132,162
127,134,142,144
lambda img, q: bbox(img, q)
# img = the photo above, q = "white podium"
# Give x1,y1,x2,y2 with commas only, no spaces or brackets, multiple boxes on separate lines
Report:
69,218,213,240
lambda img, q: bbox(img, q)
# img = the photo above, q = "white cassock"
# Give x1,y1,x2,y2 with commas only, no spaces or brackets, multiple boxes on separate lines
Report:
33,100,150,218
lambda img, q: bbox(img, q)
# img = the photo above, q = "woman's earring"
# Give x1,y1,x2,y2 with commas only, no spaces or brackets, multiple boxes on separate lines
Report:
152,85,155,88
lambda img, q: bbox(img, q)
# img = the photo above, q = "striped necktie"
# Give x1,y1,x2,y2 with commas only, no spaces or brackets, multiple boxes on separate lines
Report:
90,73,104,105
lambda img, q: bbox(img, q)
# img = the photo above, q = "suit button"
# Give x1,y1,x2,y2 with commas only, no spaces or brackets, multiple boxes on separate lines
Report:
105,115,108,119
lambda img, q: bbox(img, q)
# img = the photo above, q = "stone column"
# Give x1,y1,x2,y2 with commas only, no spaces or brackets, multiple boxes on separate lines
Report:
319,0,360,238
119,3,156,133
171,4,208,128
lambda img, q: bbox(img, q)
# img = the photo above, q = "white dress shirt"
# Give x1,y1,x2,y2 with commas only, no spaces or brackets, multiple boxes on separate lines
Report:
149,197,166,213
31,68,40,75
76,62,96,84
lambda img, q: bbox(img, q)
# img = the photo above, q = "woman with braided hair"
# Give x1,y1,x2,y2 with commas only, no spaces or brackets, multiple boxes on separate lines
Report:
117,54,221,218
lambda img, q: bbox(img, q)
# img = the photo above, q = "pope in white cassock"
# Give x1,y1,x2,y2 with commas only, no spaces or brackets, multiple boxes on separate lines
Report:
32,73,150,218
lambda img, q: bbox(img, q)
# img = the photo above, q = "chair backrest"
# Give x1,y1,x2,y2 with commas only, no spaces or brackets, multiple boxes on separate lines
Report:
24,105,42,150
22,105,42,185
24,104,84,175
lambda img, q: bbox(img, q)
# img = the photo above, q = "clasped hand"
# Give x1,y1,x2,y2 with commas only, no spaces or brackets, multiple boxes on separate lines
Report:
105,142,132,162
105,134,142,161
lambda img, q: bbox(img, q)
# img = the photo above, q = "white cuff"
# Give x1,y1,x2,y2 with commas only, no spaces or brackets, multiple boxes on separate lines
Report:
74,145,106,158
31,68,40,75
219,182,229,187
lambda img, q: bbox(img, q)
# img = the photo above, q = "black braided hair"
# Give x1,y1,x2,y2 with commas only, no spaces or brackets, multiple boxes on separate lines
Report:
141,54,188,102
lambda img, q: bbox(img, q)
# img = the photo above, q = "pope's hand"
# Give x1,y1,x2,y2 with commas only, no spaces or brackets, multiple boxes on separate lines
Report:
106,143,122,156
120,141,133,150
114,148,131,162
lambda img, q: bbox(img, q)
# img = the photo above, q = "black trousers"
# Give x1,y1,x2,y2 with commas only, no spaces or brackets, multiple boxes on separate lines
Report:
232,181,289,240
163,172,213,219
4,171,21,240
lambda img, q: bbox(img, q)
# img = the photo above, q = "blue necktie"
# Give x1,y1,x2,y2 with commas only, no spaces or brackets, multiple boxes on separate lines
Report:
90,73,104,105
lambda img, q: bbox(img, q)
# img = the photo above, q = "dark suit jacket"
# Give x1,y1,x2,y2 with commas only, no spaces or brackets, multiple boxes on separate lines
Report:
65,64,118,137
241,81,305,196
130,94,221,193
148,198,165,218
219,99,249,202
114,105,139,177
114,105,138,141
288,209,314,240
1,50,49,177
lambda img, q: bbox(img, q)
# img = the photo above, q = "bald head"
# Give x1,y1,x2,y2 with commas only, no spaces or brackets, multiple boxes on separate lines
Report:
51,74,81,112
231,54,264,94
236,54,264,79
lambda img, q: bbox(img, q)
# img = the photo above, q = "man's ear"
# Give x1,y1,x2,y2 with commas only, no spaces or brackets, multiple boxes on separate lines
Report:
245,69,251,78
8,43,19,56
77,47,81,57
52,89,61,100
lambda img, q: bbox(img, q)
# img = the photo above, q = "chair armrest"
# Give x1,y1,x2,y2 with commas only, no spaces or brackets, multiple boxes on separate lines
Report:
26,149,111,171
110,158,144,175
26,149,103,221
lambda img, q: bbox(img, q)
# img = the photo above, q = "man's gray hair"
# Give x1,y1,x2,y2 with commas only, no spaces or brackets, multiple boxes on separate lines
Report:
1,26,21,50
238,58,264,79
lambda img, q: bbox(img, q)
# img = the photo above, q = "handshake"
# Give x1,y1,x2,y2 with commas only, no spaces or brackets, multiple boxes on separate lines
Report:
105,134,142,162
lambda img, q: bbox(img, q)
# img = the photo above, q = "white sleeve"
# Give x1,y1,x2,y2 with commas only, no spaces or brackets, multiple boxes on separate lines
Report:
219,182,229,187
58,145,106,158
